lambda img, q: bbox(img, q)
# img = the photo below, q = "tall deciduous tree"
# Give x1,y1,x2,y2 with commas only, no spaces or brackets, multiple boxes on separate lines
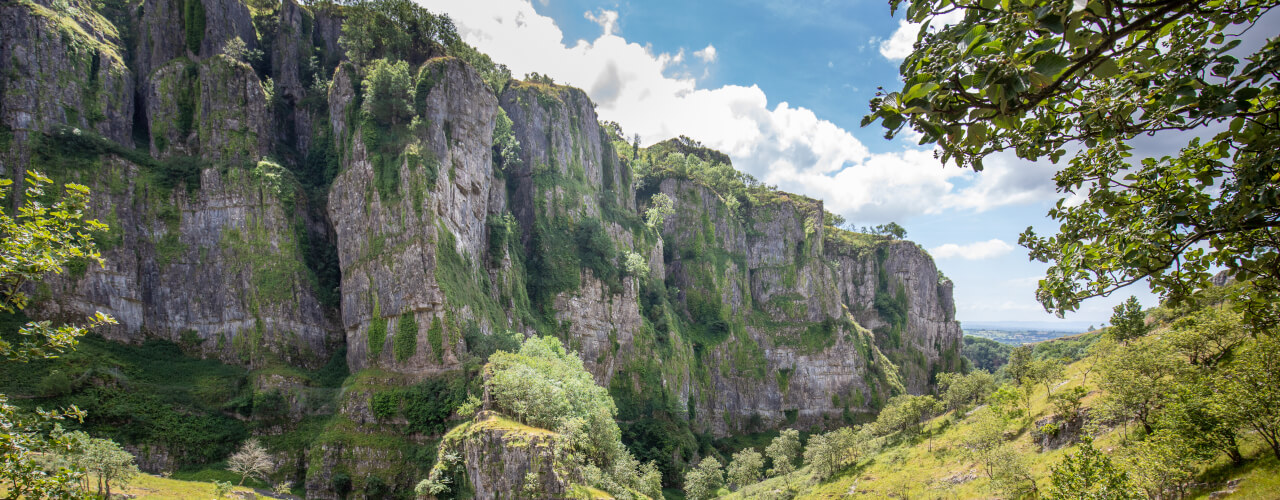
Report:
361,58,415,128
682,456,723,500
765,429,801,477
1214,334,1280,460
864,0,1280,328
725,448,763,491
64,433,139,498
1047,437,1140,500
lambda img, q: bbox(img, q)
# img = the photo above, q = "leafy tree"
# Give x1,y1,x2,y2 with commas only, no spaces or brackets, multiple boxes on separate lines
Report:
866,0,1280,328
725,448,763,491
873,394,943,437
227,438,272,486
1047,437,1140,500
1028,358,1067,399
988,383,1026,421
636,461,663,500
1123,429,1211,499
683,456,723,500
0,171,115,499
644,193,675,229
220,36,250,63
803,431,842,482
1097,340,1182,435
491,108,522,174
989,446,1038,499
1108,296,1149,344
1214,334,1280,460
937,369,996,412
1050,386,1088,422
339,0,457,66
361,58,415,128
424,336,659,498
1162,379,1244,465
869,222,907,240
213,480,234,498
961,407,1008,480
622,251,650,281
764,429,801,477
1166,305,1248,367
1005,345,1033,383
64,433,139,498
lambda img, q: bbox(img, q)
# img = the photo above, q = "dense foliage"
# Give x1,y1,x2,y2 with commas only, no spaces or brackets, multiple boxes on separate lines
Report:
423,337,661,498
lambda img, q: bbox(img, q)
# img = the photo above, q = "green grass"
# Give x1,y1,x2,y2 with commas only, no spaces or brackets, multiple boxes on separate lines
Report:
97,473,258,499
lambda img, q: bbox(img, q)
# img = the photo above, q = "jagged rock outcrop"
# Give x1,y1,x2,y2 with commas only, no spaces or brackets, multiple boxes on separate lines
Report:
498,82,643,383
653,179,894,434
327,57,502,373
134,0,256,80
3,0,338,369
457,412,572,499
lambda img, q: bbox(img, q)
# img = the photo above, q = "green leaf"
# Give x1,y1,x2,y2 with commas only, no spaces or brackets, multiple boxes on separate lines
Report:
1092,59,1120,79
1033,53,1071,80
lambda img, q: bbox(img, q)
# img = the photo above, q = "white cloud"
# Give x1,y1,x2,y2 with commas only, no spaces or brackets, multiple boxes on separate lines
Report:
693,44,717,63
930,239,1015,260
879,10,965,60
583,9,619,36
420,0,1054,223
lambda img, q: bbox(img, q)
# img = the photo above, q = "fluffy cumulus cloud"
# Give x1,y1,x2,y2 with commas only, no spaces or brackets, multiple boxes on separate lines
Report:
930,239,1016,260
418,0,1054,223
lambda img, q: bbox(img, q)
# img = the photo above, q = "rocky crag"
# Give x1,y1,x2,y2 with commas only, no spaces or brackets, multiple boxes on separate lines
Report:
0,0,962,495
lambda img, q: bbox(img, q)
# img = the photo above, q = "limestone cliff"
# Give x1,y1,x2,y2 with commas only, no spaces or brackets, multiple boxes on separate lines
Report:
0,0,964,495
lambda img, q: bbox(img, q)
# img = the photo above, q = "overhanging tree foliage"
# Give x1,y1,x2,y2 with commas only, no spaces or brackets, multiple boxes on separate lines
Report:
865,0,1280,326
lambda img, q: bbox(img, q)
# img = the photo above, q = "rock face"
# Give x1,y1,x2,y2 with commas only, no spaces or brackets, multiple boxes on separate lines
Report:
145,55,270,162
459,412,571,499
35,158,340,368
651,178,912,434
832,239,965,393
4,0,339,369
0,0,133,175
327,57,502,374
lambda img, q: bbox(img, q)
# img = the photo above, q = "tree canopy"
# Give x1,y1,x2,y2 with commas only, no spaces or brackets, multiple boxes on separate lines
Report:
865,0,1280,326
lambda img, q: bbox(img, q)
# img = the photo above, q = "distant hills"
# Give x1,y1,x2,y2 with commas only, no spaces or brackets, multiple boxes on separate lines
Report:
962,321,1096,345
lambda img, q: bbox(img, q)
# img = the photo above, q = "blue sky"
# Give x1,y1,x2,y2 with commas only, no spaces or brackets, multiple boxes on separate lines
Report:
419,0,1159,328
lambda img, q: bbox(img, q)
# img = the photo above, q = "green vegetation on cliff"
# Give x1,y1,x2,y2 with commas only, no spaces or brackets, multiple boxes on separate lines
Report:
421,336,663,499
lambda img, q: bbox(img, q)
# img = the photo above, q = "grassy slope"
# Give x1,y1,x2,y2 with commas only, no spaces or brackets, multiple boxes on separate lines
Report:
114,474,262,499
727,356,1279,499
0,473,263,499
